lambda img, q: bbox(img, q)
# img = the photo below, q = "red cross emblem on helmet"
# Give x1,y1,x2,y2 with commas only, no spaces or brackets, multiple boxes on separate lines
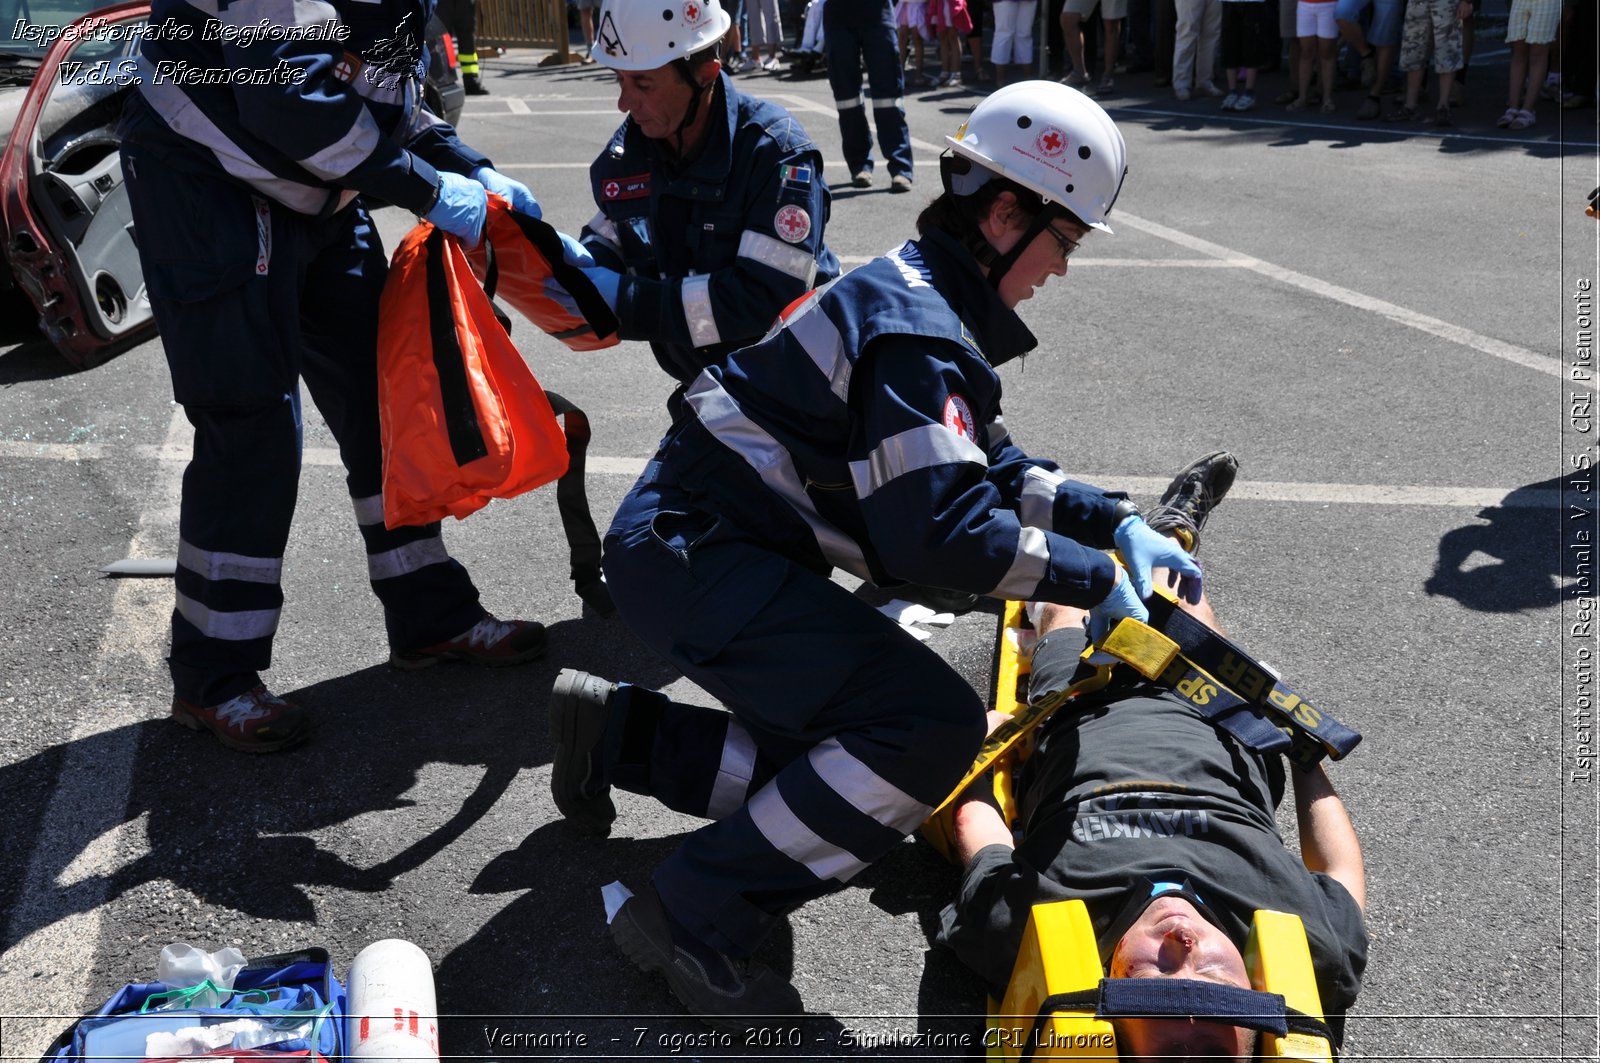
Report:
1035,127,1067,157
684,1,701,21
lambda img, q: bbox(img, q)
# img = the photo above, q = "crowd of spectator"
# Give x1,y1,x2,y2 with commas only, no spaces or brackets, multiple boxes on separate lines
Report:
626,0,1595,134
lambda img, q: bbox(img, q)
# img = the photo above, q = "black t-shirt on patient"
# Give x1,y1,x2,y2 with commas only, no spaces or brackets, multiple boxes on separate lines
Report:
935,627,1367,1022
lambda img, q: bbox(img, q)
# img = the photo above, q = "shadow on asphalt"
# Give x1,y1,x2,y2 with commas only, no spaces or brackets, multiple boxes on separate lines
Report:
1424,472,1570,612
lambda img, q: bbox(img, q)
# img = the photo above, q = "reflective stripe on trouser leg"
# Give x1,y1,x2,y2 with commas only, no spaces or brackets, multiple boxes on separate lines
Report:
601,480,984,956
602,684,778,818
297,204,485,653
169,400,300,708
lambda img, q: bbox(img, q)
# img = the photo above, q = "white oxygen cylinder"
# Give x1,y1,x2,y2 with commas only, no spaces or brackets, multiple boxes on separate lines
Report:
346,939,441,1063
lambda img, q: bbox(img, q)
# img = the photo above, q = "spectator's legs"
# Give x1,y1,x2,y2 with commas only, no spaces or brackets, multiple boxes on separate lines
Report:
861,12,913,178
1154,0,1176,83
1316,31,1337,104
825,24,874,176
1061,8,1090,81
1193,0,1220,88
1519,41,1551,113
993,0,1018,81
580,5,595,56
1171,0,1202,93
1102,15,1124,82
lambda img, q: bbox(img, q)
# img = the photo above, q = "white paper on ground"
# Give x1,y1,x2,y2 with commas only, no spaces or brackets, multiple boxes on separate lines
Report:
878,599,956,630
601,880,635,924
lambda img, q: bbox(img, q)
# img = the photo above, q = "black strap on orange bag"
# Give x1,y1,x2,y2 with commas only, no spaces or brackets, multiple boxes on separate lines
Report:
466,196,621,352
475,242,614,615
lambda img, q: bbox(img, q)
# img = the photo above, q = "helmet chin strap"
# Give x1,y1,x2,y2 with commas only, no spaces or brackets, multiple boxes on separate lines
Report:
666,59,716,160
984,202,1064,291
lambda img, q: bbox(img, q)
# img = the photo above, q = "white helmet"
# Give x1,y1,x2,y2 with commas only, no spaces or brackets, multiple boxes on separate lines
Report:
593,0,732,71
945,80,1127,233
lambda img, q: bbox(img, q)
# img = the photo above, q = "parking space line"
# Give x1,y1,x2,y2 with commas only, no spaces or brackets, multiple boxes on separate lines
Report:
0,407,185,1058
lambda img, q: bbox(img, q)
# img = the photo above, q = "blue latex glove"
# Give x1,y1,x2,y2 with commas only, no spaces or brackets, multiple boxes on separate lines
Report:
541,266,621,318
542,276,582,318
581,266,620,311
558,231,594,267
1088,569,1148,644
471,165,541,219
1113,514,1204,604
424,172,487,246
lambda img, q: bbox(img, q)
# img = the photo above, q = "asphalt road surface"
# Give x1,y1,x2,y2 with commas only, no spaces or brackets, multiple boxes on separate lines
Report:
1,29,1596,1063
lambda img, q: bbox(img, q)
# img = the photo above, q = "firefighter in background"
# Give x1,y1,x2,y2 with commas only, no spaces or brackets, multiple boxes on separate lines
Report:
436,0,488,94
118,0,547,752
544,83,1205,1026
544,0,840,411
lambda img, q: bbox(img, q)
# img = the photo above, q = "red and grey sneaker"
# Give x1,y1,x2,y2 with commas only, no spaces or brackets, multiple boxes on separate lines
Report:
390,614,547,670
171,685,310,753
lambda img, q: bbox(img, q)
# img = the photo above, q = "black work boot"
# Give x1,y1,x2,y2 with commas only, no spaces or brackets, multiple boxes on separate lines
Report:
548,668,618,836
463,73,489,95
610,884,803,1030
1145,451,1238,554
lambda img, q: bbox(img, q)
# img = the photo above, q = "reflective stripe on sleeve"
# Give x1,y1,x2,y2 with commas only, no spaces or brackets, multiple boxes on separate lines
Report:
748,782,870,883
849,424,988,499
737,230,818,286
686,375,870,579
681,275,722,348
870,96,905,109
788,301,852,401
135,69,346,215
177,538,282,584
992,525,1051,599
706,718,759,819
176,592,281,641
1019,465,1067,528
297,113,383,181
367,536,450,581
808,738,932,834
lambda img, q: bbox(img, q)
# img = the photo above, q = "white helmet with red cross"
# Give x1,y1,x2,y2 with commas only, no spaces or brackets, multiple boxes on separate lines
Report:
593,0,732,71
945,80,1127,233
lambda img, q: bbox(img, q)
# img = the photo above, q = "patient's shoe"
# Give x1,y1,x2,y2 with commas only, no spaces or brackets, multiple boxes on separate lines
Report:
1145,451,1238,554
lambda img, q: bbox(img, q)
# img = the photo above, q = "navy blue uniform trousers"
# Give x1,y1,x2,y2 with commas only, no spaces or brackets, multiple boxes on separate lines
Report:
122,138,486,707
824,8,914,180
600,455,985,956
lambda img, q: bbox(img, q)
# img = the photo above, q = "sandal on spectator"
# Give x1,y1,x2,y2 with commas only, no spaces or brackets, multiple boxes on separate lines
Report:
1432,105,1452,127
1383,104,1420,122
1320,97,1335,114
1356,95,1381,119
1495,107,1519,128
1507,109,1536,130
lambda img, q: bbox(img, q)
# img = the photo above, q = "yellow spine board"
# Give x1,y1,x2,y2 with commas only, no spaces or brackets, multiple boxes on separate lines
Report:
1245,910,1333,1062
990,900,1117,1060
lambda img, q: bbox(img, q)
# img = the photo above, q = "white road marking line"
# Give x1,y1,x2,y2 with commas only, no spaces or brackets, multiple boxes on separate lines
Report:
0,408,185,1058
762,91,1556,377
838,255,1247,267
0,440,1545,510
1116,211,1561,378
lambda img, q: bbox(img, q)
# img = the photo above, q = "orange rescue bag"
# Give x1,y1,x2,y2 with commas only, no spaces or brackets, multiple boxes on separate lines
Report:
377,223,569,528
465,195,620,351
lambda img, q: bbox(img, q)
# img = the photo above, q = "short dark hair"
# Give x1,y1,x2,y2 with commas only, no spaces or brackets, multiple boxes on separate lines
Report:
915,174,1083,265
